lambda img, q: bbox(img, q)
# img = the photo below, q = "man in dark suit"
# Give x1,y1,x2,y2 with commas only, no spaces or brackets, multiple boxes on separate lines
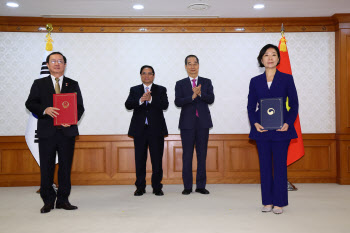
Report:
175,55,215,195
25,52,84,213
125,65,168,196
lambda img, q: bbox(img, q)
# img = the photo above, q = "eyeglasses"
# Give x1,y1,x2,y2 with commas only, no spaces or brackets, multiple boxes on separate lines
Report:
142,72,154,75
49,60,64,64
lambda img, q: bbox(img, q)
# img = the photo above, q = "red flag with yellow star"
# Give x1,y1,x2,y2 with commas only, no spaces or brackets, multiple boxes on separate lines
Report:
277,32,305,166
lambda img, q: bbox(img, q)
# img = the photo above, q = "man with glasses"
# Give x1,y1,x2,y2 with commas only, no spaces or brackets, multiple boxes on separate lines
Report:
175,55,215,195
26,52,84,213
125,65,168,196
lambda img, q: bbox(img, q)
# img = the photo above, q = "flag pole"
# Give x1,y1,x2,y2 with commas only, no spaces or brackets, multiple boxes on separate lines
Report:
279,23,298,191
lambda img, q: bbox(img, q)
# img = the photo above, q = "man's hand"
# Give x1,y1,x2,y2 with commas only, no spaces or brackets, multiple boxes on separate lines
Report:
192,84,201,99
141,89,152,103
45,107,60,118
254,123,268,133
62,124,71,127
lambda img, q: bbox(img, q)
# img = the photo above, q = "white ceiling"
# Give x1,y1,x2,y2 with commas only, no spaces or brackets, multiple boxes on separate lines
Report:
0,0,349,18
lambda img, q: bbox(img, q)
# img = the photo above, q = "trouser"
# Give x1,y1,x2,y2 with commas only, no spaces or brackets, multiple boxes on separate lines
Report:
39,129,75,204
181,119,209,190
134,126,164,191
256,140,291,207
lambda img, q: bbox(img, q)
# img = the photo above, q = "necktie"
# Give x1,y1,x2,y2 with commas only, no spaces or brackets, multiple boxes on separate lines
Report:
145,87,149,125
192,79,199,117
145,87,149,105
55,78,60,94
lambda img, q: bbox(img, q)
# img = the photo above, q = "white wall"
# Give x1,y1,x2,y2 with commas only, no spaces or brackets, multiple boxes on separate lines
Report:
0,32,335,135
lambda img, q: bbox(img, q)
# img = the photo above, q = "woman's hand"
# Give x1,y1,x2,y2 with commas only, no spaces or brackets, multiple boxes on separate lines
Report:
277,123,289,132
254,123,268,133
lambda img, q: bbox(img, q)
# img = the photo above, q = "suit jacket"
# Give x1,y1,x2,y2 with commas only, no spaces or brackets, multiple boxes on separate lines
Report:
125,84,168,137
247,69,299,141
25,75,85,138
175,76,214,129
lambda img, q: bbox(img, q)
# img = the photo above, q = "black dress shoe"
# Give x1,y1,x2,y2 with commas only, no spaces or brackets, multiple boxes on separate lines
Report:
56,202,78,210
134,188,146,196
182,189,192,195
153,189,164,196
195,188,210,194
40,203,54,214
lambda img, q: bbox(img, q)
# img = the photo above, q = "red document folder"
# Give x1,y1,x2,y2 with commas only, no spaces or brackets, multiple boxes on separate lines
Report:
53,93,77,126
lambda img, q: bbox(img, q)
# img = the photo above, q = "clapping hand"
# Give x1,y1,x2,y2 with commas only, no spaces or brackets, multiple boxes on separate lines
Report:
192,84,201,99
141,89,152,103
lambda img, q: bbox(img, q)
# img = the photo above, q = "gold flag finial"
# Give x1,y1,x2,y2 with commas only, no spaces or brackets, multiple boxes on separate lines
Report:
45,23,54,51
279,23,287,52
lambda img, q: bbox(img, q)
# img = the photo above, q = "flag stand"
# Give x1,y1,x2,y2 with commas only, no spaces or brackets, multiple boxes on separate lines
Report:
287,180,298,191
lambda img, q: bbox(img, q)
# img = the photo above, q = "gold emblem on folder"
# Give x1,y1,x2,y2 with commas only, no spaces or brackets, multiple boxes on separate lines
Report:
62,101,70,109
267,108,275,115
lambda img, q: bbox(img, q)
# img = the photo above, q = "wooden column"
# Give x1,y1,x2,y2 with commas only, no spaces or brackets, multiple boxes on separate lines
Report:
334,14,350,184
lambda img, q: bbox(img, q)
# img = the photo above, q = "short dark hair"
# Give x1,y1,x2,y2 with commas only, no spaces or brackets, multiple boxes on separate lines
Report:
46,52,67,64
140,65,155,75
185,55,199,65
257,44,280,67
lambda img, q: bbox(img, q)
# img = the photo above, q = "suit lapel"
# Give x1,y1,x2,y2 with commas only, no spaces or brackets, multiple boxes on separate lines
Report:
261,72,270,93
61,76,68,93
45,75,55,94
197,76,202,88
150,84,157,95
269,70,281,93
140,84,145,94
186,77,193,94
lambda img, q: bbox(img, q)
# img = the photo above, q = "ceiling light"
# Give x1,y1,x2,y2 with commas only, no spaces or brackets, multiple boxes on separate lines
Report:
253,4,265,9
133,4,144,10
6,2,19,7
188,3,210,11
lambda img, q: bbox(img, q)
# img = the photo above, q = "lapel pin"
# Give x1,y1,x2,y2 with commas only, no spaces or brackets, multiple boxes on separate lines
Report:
65,83,68,86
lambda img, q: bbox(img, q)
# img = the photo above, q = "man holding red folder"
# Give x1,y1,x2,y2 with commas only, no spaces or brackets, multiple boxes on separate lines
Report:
26,52,84,213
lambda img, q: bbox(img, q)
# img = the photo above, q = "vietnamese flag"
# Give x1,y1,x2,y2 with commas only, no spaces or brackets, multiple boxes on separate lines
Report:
277,34,305,166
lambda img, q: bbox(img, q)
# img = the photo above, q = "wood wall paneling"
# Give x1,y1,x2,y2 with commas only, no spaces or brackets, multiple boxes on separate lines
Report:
0,135,340,186
334,14,350,184
0,142,40,186
71,142,112,185
347,35,350,129
224,140,260,183
110,141,168,185
287,139,336,183
0,16,339,33
337,139,350,184
335,29,350,133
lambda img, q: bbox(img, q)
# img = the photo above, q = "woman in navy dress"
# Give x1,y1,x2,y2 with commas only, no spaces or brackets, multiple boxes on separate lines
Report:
247,44,299,214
